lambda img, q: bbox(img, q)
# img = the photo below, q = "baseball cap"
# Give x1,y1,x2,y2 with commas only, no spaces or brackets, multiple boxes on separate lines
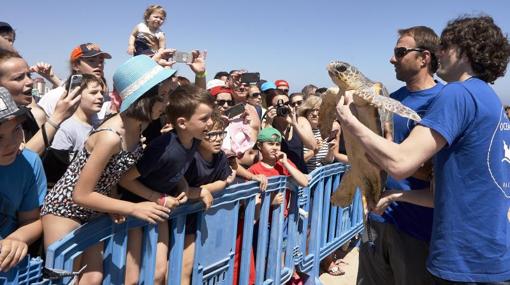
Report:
0,87,27,123
260,82,277,92
257,127,282,143
209,86,233,97
206,79,227,90
70,43,112,62
275,80,289,88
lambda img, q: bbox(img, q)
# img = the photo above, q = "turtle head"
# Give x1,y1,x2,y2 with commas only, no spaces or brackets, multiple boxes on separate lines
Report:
327,61,366,90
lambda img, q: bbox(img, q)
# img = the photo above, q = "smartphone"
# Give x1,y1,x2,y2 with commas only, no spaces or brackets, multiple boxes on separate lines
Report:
173,51,192,63
224,103,246,119
326,129,339,142
240,72,260,84
68,74,83,91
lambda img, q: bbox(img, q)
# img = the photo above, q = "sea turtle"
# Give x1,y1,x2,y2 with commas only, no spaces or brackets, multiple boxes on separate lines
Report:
320,61,422,209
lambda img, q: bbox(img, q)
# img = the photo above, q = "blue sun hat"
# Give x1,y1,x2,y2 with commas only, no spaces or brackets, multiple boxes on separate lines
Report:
113,55,176,112
260,81,276,92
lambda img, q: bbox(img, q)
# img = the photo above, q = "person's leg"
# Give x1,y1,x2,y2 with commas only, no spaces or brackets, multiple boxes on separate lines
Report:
42,214,81,249
154,221,169,285
181,233,196,285
356,221,394,285
386,225,433,285
78,242,104,285
124,228,142,285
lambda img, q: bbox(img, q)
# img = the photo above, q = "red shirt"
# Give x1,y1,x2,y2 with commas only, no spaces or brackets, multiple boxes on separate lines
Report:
248,160,297,177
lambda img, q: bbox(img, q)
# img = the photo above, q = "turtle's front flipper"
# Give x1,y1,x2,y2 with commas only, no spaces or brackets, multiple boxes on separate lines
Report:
371,95,421,122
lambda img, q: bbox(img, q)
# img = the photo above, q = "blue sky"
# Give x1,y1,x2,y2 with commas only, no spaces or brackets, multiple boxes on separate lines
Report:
3,1,510,103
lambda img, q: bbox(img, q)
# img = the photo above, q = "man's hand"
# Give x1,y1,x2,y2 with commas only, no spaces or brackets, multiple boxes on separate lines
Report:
371,190,402,215
335,91,357,126
0,239,28,272
188,50,206,75
152,48,176,68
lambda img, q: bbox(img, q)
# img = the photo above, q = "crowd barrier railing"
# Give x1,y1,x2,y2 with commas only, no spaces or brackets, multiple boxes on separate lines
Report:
3,163,363,285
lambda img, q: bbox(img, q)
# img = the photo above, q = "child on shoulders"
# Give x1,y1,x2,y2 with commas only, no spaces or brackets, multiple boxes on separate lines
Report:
127,5,167,56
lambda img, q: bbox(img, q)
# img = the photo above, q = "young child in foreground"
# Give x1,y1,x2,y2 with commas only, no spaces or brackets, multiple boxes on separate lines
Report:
127,4,167,56
0,87,46,272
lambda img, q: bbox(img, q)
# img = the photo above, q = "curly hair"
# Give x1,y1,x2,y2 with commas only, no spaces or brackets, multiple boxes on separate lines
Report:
440,15,510,83
144,5,166,22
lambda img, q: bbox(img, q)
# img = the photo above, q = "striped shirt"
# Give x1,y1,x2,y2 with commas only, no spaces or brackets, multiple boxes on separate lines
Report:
304,128,330,172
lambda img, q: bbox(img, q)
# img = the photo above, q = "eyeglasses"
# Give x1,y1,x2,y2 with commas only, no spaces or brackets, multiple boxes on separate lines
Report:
204,130,227,141
291,100,303,107
249,92,261,98
215,99,235,106
394,47,426,58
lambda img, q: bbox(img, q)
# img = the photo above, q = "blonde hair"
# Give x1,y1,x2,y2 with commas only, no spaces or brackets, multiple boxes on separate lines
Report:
298,95,322,117
144,5,166,22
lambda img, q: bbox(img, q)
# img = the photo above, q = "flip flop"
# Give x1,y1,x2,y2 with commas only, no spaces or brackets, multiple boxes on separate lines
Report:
327,259,346,276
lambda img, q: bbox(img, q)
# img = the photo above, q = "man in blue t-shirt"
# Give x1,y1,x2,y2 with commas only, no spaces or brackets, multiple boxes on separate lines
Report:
338,16,510,284
357,26,442,285
0,87,46,272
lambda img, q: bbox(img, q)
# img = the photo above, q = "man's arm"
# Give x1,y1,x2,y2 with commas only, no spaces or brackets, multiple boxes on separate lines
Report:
336,92,446,179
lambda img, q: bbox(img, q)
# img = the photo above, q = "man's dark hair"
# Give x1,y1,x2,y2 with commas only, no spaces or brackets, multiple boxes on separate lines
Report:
214,71,229,80
440,15,510,83
399,26,440,73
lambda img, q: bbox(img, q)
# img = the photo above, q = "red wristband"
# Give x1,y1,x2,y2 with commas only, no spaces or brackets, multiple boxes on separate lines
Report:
157,194,168,206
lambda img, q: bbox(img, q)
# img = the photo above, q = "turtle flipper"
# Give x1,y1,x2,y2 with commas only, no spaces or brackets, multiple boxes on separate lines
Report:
318,86,344,139
370,95,421,122
331,169,359,207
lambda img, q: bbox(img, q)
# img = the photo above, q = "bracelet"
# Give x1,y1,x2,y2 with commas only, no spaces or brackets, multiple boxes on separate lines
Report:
195,71,207,78
157,194,168,207
46,118,60,130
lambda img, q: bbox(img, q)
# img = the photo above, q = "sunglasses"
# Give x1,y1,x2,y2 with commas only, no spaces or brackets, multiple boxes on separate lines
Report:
215,99,235,106
291,100,303,107
280,88,289,94
249,92,261,98
394,47,426,58
204,130,227,141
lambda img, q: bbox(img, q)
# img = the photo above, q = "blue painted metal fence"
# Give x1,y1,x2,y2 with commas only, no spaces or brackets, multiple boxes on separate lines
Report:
2,163,363,285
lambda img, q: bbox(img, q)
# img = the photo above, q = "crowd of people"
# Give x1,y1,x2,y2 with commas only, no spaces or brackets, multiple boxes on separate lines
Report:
0,4,509,285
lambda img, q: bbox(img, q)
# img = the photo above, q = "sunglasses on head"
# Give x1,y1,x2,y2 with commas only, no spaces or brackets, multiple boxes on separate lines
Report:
215,99,235,106
394,47,426,58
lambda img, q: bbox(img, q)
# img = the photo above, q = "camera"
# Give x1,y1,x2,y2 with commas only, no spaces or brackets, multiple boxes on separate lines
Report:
276,99,290,117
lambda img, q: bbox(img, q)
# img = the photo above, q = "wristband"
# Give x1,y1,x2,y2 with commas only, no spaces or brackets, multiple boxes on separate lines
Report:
157,194,168,207
46,118,60,130
195,71,207,78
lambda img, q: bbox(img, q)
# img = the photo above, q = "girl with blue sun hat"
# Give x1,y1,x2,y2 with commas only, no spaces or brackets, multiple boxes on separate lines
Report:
41,55,176,284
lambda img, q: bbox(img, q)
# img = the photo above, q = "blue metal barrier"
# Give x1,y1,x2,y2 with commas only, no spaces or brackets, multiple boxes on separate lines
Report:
13,162,363,285
0,255,49,285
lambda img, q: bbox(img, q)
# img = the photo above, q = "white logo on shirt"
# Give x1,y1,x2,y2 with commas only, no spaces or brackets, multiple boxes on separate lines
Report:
503,141,510,164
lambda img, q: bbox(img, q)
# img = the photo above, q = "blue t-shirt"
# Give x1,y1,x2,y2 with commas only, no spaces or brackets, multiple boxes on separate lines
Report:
420,78,510,282
370,83,443,242
184,151,232,187
136,131,200,195
0,149,46,237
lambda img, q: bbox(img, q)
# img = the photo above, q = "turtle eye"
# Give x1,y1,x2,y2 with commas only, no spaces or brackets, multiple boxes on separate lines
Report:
336,65,347,72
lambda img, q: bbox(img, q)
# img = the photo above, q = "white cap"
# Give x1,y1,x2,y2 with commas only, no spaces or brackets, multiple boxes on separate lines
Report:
206,79,227,90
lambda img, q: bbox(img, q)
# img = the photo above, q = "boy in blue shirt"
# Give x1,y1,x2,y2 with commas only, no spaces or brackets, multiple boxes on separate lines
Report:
0,87,46,272
336,15,510,284
119,85,214,284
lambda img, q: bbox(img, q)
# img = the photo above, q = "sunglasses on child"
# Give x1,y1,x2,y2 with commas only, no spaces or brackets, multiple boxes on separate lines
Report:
204,130,227,141
394,47,426,58
215,99,235,106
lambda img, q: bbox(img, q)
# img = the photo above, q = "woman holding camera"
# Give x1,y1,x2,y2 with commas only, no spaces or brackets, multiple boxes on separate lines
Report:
264,89,317,173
